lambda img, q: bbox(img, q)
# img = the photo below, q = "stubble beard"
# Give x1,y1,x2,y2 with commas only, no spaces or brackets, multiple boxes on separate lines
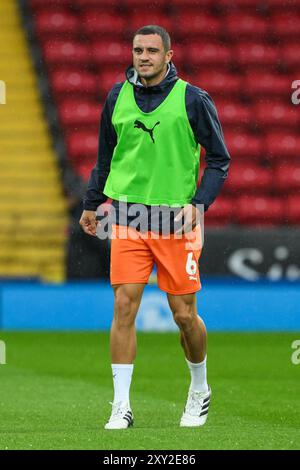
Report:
138,63,166,82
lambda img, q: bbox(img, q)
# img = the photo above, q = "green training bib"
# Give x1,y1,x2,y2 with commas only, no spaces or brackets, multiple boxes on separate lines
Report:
103,78,200,206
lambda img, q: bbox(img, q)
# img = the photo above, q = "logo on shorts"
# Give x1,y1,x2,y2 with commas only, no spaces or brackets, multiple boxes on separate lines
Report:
134,120,160,143
186,252,197,280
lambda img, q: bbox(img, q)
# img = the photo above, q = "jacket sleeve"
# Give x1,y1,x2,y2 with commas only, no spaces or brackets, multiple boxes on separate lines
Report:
186,86,231,211
82,87,119,211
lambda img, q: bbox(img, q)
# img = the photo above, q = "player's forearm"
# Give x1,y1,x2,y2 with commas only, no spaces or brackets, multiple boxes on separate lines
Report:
83,165,108,210
191,167,228,211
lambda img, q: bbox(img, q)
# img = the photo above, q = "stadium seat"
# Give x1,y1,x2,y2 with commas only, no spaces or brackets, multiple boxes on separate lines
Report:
170,0,214,7
225,14,268,39
204,197,233,226
274,165,300,192
50,70,98,98
97,70,125,98
30,0,71,9
236,196,284,225
197,72,242,97
81,12,127,39
128,12,173,34
42,40,90,66
217,102,252,129
91,41,132,67
170,43,185,68
67,131,98,162
74,0,119,8
267,0,300,13
175,13,221,39
28,0,300,228
243,72,291,99
254,102,300,130
225,132,263,160
59,100,101,128
187,43,232,68
217,0,265,9
76,161,95,182
225,164,273,194
281,44,300,70
265,133,300,161
286,196,300,224
272,13,300,40
34,11,79,39
124,0,167,7
234,42,280,68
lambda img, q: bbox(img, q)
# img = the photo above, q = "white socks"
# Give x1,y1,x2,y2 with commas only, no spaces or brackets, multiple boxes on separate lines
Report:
111,364,134,406
111,359,207,407
186,356,208,393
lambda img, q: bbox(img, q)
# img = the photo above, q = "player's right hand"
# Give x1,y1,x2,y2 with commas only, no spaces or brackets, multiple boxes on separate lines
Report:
79,210,98,237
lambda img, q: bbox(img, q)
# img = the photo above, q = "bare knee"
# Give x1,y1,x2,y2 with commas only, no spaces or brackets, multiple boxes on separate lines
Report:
114,285,143,328
168,294,196,331
173,308,196,332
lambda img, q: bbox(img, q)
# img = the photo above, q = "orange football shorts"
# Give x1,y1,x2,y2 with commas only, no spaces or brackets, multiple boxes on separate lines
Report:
110,224,202,295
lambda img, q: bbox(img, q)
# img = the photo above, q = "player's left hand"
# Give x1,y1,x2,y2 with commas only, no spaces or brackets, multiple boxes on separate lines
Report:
174,204,201,235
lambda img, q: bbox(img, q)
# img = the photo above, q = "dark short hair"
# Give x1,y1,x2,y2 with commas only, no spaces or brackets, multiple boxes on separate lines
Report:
133,25,171,52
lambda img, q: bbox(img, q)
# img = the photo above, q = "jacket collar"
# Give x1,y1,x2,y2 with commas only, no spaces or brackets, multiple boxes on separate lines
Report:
125,61,178,92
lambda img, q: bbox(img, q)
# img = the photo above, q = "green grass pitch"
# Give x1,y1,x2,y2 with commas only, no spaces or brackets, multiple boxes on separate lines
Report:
0,331,299,450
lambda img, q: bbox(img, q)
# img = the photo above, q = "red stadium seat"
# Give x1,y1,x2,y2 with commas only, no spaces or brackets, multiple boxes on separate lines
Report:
225,164,273,194
29,0,119,10
274,165,300,192
91,41,132,66
82,12,127,38
243,72,291,99
34,11,79,38
67,131,98,162
128,12,173,34
74,0,119,8
281,44,300,70
50,70,98,97
265,133,300,161
76,162,95,182
42,40,90,66
59,99,101,128
216,102,252,129
30,0,71,9
268,0,300,13
124,0,166,7
272,13,300,40
254,102,299,130
225,132,263,160
175,13,221,39
286,196,300,224
171,0,214,7
237,196,284,225
234,43,280,68
187,43,232,68
29,0,300,227
203,198,233,226
97,70,125,98
225,14,268,39
197,72,242,97
217,0,265,8
170,43,185,68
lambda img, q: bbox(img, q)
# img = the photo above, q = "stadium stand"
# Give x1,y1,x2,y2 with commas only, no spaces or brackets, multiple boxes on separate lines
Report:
0,0,68,281
26,0,300,229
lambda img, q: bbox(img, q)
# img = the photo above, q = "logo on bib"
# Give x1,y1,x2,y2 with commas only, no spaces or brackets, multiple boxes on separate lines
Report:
134,120,160,143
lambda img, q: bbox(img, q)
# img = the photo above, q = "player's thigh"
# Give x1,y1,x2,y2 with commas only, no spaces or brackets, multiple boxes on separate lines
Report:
110,225,154,285
113,284,145,319
167,292,197,315
151,234,201,295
